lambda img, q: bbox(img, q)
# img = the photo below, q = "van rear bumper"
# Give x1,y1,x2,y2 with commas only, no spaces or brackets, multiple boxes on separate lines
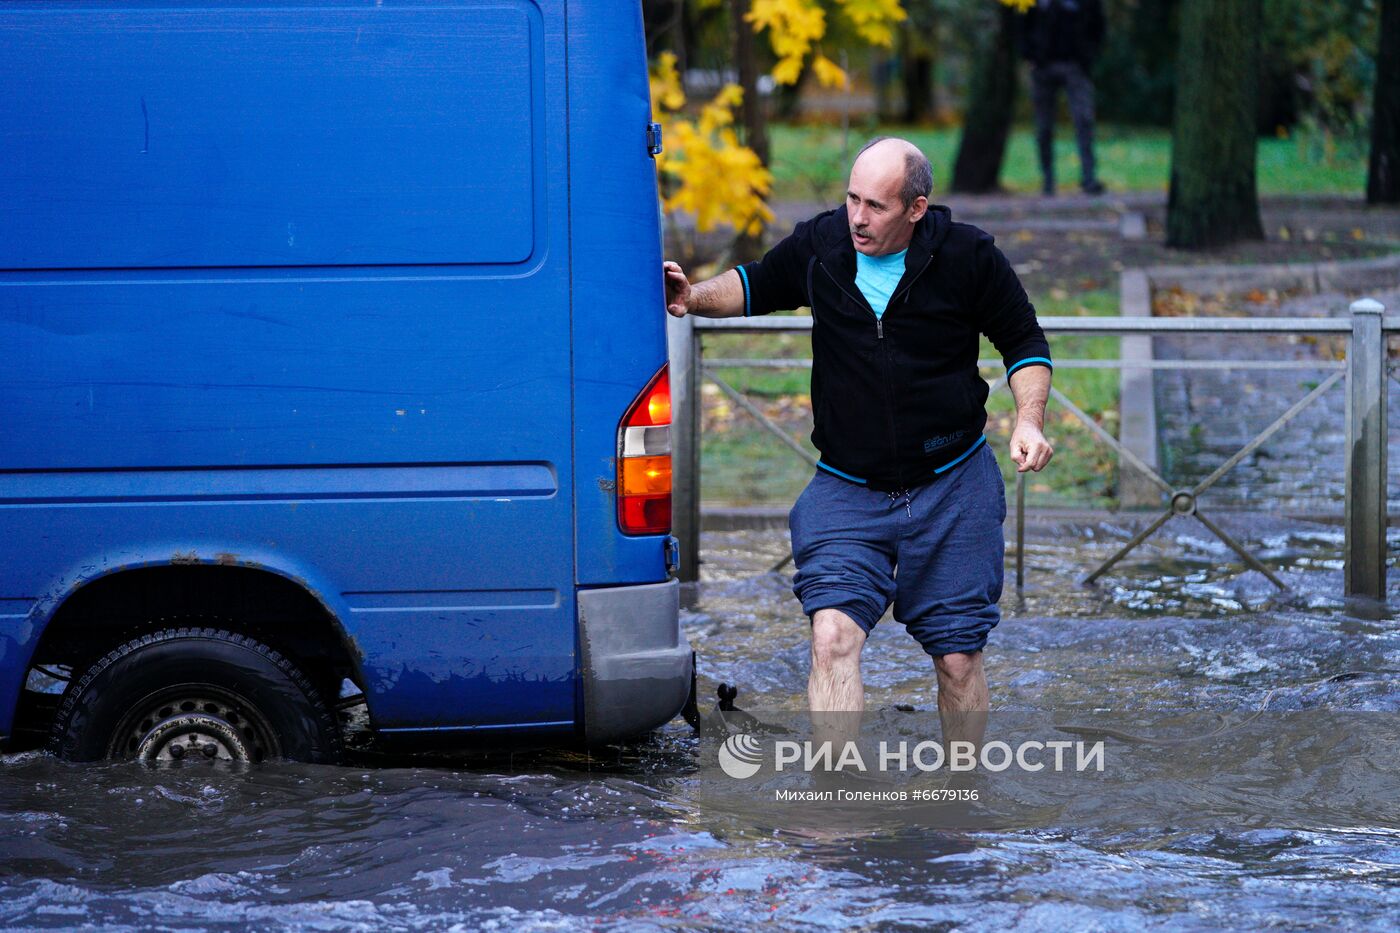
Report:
578,579,691,745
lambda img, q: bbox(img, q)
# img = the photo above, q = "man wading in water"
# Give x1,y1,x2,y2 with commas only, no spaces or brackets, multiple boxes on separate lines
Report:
664,138,1053,756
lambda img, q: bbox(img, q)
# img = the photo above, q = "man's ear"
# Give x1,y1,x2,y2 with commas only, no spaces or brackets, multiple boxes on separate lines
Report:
908,196,929,223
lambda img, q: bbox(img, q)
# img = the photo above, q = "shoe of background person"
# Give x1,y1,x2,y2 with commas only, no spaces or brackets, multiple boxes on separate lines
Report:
1081,180,1105,195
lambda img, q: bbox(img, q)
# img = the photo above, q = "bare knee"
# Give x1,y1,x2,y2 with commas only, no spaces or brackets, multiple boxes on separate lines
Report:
934,651,982,688
810,610,865,670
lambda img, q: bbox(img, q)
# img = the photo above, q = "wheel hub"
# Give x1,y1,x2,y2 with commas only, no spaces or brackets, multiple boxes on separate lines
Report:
135,712,250,762
115,691,275,763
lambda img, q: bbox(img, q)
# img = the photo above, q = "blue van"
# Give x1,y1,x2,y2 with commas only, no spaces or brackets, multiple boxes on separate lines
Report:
0,1,691,762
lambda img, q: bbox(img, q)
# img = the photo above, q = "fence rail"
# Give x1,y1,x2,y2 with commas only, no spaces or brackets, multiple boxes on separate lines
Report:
667,301,1394,601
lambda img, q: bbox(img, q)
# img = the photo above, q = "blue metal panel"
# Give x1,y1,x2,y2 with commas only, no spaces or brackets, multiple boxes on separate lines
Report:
1,274,574,470
567,0,671,586
0,1,543,269
0,0,579,736
0,492,576,731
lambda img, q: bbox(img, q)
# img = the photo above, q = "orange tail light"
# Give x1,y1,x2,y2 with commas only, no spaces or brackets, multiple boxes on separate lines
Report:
617,365,671,535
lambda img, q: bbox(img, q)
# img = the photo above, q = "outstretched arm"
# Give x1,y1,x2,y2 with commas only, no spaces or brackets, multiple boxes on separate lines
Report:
1008,365,1053,473
664,262,746,318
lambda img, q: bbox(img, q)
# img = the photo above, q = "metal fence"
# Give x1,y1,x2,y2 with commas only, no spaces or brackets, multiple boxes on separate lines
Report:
667,300,1395,601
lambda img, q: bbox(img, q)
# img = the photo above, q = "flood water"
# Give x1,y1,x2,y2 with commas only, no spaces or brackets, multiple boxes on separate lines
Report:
4,518,1399,930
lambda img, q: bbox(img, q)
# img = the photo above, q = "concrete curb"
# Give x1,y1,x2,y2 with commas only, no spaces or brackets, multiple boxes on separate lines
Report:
1142,252,1400,298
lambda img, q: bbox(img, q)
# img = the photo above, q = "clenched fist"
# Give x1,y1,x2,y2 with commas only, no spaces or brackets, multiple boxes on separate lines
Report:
1009,422,1053,473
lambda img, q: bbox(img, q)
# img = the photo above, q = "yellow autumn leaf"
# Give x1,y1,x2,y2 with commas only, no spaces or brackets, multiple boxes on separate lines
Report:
770,56,806,86
835,0,906,47
811,53,848,89
649,51,685,114
748,0,827,85
712,83,745,111
655,86,773,237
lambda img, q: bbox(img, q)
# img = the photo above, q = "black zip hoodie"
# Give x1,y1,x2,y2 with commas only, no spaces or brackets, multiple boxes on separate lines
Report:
736,203,1052,491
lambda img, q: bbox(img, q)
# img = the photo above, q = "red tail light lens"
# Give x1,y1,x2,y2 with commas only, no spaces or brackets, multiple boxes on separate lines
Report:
618,365,671,535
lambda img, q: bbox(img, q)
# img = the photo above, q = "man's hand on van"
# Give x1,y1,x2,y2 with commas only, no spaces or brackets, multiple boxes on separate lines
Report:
663,264,747,319
663,261,692,317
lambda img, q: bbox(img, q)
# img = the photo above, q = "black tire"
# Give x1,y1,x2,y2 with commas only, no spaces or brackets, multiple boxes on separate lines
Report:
49,627,343,764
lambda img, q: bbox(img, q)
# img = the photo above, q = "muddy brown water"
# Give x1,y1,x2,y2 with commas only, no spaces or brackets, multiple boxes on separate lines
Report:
3,519,1399,930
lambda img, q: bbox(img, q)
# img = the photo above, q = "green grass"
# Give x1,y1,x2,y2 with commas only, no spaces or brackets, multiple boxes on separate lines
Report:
769,123,1370,201
982,289,1121,508
700,289,1126,508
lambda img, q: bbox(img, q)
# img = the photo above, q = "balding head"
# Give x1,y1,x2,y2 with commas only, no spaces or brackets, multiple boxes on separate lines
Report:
853,137,933,209
846,137,931,256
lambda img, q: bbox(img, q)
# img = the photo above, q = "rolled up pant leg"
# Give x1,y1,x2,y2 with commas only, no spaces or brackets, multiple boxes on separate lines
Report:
789,471,898,635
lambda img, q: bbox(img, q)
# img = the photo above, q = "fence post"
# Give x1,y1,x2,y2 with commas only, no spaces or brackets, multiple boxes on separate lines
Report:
667,312,701,582
1345,298,1387,601
1118,270,1162,508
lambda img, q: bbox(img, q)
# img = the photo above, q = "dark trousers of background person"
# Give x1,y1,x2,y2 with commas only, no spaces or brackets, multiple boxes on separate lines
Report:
1030,61,1102,195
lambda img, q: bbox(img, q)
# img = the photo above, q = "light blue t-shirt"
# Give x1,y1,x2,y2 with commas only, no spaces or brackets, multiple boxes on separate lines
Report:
854,248,907,319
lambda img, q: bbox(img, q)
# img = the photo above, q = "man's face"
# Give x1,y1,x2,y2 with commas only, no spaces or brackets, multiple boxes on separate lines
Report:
846,147,927,256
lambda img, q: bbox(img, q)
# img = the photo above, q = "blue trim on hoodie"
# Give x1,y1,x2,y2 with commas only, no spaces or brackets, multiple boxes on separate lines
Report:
1006,356,1053,378
816,461,868,484
933,434,987,474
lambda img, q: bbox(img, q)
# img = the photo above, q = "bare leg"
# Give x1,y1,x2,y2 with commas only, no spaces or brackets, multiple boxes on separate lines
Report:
934,650,989,751
808,609,866,766
808,608,866,711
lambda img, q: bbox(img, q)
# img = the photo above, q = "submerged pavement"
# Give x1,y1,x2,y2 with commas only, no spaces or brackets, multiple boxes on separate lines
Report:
3,520,1398,930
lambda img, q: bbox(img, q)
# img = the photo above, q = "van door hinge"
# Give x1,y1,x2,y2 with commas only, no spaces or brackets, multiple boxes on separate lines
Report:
646,122,663,158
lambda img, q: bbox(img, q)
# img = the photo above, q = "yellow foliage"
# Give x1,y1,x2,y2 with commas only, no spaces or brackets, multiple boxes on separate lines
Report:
708,83,746,116
649,0,914,238
747,0,827,86
811,53,848,89
999,0,1036,12
650,71,774,238
649,51,685,114
835,0,906,47
748,0,906,85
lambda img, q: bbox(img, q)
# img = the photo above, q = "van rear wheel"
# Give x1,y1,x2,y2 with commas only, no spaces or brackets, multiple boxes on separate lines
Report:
50,627,343,764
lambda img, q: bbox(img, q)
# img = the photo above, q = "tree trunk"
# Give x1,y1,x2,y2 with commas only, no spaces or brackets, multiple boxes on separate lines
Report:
642,0,682,60
950,7,1017,194
1165,0,1264,249
726,0,768,261
774,62,810,122
729,0,769,166
875,51,899,123
1367,0,1400,204
900,25,937,125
